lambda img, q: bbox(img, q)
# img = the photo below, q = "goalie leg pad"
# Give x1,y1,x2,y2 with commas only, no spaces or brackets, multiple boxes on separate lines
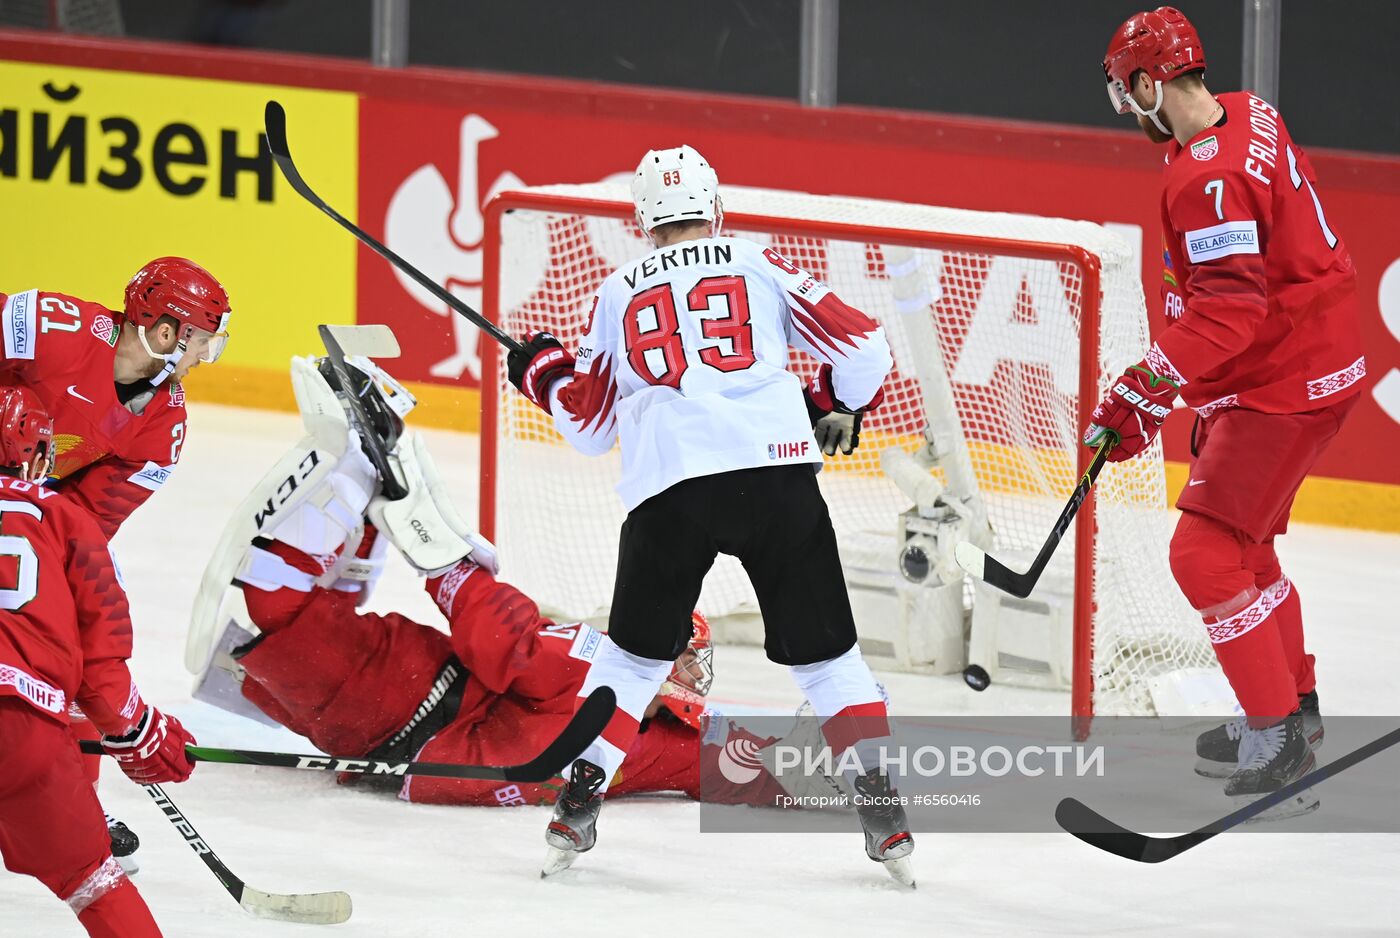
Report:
186,356,377,674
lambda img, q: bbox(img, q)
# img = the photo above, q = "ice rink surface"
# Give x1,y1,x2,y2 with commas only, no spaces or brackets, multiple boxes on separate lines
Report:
3,403,1398,937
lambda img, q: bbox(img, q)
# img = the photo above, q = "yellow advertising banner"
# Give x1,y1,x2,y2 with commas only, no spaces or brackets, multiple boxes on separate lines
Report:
0,61,357,390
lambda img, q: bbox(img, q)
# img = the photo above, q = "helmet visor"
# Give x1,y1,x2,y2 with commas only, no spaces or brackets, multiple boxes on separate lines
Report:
181,323,230,364
1106,77,1135,115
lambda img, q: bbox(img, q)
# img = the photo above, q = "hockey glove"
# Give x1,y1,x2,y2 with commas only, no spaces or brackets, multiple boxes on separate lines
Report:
803,364,886,456
1083,361,1179,462
100,705,197,784
368,432,500,575
508,331,576,414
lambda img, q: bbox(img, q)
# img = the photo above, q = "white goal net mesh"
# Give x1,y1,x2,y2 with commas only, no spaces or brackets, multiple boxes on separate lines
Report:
484,183,1215,716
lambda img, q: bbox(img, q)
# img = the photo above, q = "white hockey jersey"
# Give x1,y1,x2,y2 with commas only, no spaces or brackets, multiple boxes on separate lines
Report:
548,236,893,511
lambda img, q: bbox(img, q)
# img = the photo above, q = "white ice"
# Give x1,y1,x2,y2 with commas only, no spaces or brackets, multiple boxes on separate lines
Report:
2,403,1398,937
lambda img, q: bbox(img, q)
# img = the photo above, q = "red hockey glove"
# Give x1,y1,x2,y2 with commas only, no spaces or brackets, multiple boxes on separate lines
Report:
100,705,197,784
1083,362,1179,462
803,364,885,456
507,331,576,414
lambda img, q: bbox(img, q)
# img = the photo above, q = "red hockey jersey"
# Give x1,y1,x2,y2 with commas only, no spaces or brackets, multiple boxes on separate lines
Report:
0,290,188,538
0,477,143,733
1149,91,1366,417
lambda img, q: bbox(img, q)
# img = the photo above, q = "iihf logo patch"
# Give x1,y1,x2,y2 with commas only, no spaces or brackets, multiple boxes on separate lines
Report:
1190,135,1219,161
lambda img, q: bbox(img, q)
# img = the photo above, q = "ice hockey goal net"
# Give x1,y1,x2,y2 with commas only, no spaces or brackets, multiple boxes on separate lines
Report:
480,183,1216,723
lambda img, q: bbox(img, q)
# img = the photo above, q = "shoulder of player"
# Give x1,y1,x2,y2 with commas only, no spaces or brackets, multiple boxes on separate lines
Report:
0,476,87,536
143,381,188,430
3,290,122,362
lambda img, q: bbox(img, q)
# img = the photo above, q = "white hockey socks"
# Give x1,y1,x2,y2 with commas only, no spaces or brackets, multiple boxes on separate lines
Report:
789,645,896,778
571,636,673,793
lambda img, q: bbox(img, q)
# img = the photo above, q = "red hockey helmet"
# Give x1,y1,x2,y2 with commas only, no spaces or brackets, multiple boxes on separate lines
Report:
1104,6,1206,116
0,386,54,482
124,257,232,367
658,611,714,730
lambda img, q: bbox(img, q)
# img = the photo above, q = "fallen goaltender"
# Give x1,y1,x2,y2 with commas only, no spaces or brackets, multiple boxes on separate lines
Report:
180,341,913,887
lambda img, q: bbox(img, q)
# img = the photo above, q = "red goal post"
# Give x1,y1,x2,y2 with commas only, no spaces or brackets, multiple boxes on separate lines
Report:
479,184,1219,729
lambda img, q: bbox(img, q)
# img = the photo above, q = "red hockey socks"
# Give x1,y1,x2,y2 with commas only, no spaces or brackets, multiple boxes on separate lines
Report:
789,645,894,773
1172,513,1305,722
73,874,162,938
1269,582,1316,697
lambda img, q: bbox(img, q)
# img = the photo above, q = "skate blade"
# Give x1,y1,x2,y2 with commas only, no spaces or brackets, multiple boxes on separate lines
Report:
1236,787,1321,824
1194,758,1236,779
541,845,580,878
881,857,916,889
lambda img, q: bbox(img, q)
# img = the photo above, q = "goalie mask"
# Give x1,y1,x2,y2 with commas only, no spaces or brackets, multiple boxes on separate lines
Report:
657,611,714,730
631,145,723,242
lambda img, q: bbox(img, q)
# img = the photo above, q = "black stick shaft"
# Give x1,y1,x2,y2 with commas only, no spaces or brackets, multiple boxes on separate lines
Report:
82,686,616,784
318,324,409,500
263,99,522,354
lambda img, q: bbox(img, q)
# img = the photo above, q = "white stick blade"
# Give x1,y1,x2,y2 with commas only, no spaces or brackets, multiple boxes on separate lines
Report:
953,541,987,580
240,887,353,925
322,323,400,359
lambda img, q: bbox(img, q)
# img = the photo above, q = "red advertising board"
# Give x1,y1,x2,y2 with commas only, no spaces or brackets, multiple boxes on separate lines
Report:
4,31,1397,492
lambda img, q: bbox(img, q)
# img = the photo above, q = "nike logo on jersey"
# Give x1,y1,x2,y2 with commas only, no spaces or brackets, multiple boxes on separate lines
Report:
1188,479,1207,486
66,385,95,404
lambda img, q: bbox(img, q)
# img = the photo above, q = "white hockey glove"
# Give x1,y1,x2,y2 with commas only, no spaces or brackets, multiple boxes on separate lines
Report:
367,432,499,576
803,364,886,457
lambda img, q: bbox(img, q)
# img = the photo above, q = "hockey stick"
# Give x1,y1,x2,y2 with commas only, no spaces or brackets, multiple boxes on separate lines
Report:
953,436,1113,598
80,686,616,784
142,782,352,924
1055,726,1400,863
319,323,409,501
263,100,522,354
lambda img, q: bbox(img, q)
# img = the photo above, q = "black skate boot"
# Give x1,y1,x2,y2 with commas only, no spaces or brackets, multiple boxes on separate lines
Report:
541,760,606,877
1195,690,1323,778
106,813,140,875
1223,709,1320,820
852,769,915,887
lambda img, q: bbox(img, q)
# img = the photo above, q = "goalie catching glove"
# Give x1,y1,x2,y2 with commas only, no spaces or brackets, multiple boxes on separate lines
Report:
803,364,885,456
368,432,499,576
508,331,576,414
1083,361,1179,462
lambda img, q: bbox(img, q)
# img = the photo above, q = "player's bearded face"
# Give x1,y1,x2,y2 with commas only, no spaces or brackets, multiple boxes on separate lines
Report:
1131,77,1173,144
1136,112,1173,144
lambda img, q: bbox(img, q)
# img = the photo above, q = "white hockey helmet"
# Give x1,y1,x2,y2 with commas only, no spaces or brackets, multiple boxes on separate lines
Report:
631,145,723,240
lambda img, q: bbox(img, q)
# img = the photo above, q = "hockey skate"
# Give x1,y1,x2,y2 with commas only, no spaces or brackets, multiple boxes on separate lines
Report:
1224,709,1320,821
541,760,607,877
106,813,140,875
852,768,916,888
1195,690,1323,779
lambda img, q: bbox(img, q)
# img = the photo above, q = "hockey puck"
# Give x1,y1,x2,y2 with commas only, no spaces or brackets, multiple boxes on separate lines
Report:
962,664,990,692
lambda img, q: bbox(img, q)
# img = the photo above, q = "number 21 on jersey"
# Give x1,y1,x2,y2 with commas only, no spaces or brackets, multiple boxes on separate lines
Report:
623,276,756,388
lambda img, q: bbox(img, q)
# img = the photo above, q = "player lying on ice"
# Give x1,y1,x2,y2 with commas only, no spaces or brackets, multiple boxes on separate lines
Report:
0,385,197,938
193,357,848,819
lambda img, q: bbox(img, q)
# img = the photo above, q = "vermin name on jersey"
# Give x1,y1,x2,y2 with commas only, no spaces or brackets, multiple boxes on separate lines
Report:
1244,95,1281,185
623,243,734,289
